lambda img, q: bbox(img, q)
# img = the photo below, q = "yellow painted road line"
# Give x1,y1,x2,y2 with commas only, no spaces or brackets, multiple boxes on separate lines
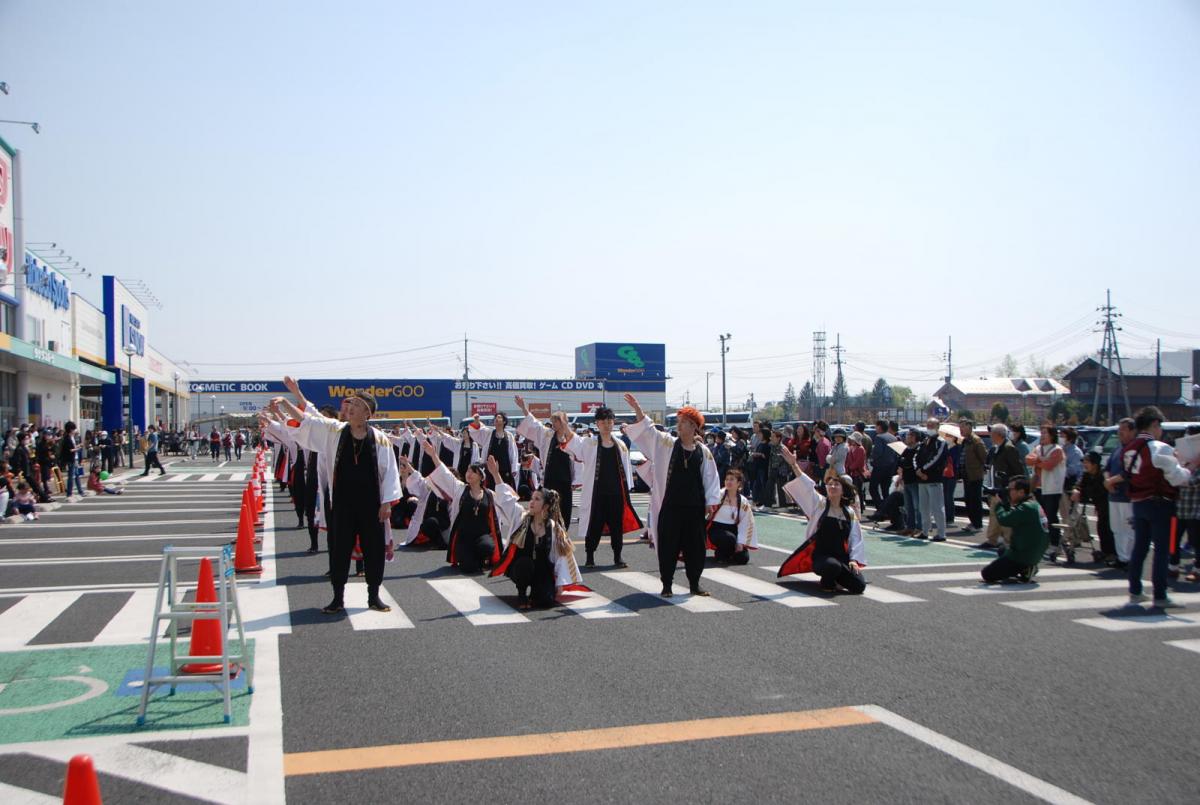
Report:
284,706,875,776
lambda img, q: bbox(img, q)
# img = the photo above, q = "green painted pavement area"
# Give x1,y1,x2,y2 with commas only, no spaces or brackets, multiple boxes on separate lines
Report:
626,499,993,565
753,513,995,565
0,642,253,745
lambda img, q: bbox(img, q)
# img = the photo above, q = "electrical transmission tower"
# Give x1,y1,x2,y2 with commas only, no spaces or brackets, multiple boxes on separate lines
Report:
812,331,826,420
1090,289,1132,424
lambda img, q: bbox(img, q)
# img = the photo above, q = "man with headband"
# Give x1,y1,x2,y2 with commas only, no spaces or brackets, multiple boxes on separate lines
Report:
625,394,722,597
273,381,402,615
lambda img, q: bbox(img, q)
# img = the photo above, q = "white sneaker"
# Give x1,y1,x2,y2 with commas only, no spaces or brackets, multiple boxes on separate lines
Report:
24,513,34,522
1127,593,1149,606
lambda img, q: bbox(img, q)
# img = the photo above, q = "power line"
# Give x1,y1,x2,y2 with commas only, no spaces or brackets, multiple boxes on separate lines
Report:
188,340,461,367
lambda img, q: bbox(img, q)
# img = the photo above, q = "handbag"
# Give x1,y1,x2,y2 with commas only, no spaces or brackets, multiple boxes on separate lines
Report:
1065,503,1091,548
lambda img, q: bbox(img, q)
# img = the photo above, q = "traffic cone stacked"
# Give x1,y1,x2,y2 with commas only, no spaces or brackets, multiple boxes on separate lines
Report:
233,496,263,575
181,557,236,675
63,754,103,805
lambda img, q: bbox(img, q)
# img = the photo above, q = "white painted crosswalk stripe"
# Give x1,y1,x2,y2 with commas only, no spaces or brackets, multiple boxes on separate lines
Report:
889,567,1092,584
346,586,414,630
558,588,637,619
761,565,925,603
703,567,835,608
428,578,530,625
942,579,1128,596
0,591,82,648
94,589,158,643
229,472,248,481
1165,639,1200,655
199,473,220,482
1004,592,1200,613
1074,611,1200,632
600,571,740,613
166,473,192,482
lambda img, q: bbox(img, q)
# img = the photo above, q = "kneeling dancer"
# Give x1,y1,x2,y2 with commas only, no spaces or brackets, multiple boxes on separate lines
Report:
708,467,756,564
491,486,582,608
778,446,866,594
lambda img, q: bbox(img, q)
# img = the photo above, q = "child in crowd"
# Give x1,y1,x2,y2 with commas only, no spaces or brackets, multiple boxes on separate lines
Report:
87,466,125,495
13,482,38,521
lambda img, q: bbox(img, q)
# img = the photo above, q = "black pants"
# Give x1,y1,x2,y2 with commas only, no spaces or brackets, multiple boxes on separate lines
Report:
456,533,495,574
142,450,164,475
329,499,384,603
305,478,319,551
881,490,906,529
963,479,984,529
869,467,893,512
102,447,115,474
585,493,626,562
211,443,220,460
812,554,866,594
981,554,1027,583
420,516,448,549
656,505,706,590
709,524,749,564
224,445,232,461
1036,492,1062,546
545,478,573,527
292,463,307,523
235,445,243,459
507,552,557,607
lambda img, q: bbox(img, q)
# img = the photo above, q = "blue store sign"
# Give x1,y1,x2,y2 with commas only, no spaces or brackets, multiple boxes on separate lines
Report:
23,253,71,311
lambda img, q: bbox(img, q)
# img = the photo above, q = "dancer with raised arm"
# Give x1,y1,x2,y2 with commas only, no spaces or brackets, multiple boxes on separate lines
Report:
273,386,401,614
777,445,866,594
624,393,721,597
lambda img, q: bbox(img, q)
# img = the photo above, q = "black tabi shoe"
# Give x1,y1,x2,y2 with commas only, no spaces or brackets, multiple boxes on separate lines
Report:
613,559,628,569
367,598,392,613
306,548,319,555
660,585,674,597
689,587,711,597
321,601,345,615
584,556,596,568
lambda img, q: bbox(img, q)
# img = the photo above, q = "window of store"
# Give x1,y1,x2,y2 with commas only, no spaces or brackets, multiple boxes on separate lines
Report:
0,371,16,431
0,302,15,335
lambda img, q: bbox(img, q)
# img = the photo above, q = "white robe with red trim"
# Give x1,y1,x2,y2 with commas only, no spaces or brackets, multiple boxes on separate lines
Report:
626,416,722,530
286,411,403,547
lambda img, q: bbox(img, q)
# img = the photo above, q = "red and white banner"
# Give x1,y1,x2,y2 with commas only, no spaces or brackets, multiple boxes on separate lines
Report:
581,402,603,413
471,402,498,416
528,402,552,418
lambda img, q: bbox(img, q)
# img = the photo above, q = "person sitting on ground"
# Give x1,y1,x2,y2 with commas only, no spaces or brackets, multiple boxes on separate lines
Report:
87,465,124,495
491,485,581,609
777,446,866,594
981,477,1049,584
13,482,38,521
879,475,907,532
708,467,756,564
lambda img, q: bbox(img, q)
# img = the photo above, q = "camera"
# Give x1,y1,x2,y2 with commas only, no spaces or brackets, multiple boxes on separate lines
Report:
983,470,1009,503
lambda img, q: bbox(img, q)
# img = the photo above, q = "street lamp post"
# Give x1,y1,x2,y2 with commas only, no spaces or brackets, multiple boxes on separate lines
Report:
172,371,180,432
123,344,137,468
211,395,216,421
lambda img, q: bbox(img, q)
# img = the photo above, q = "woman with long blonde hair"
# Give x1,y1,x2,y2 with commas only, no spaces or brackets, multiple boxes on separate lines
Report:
491,486,582,609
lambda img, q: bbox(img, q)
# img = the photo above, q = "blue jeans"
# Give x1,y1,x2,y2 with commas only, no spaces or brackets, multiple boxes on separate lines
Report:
64,462,81,497
1129,498,1175,599
903,484,920,531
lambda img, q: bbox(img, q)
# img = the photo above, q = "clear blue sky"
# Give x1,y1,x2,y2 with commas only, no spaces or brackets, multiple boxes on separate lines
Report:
3,1,1198,406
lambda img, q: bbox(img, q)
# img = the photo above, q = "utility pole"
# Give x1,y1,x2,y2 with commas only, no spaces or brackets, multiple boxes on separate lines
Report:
705,372,713,412
832,333,845,421
944,336,953,384
462,334,469,422
1090,289,1132,424
812,331,826,421
1155,338,1161,407
719,333,731,426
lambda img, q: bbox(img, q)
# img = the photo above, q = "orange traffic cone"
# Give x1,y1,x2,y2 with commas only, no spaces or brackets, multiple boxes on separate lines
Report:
243,487,262,528
63,754,103,805
233,503,263,575
180,557,236,675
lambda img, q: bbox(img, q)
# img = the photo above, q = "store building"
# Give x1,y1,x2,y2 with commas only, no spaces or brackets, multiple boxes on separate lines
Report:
99,276,190,433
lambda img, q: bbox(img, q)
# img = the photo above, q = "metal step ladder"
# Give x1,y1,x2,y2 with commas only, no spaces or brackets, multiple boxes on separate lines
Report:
136,545,254,725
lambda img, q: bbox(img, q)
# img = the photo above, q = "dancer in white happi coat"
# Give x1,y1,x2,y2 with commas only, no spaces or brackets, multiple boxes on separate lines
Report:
624,394,721,597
